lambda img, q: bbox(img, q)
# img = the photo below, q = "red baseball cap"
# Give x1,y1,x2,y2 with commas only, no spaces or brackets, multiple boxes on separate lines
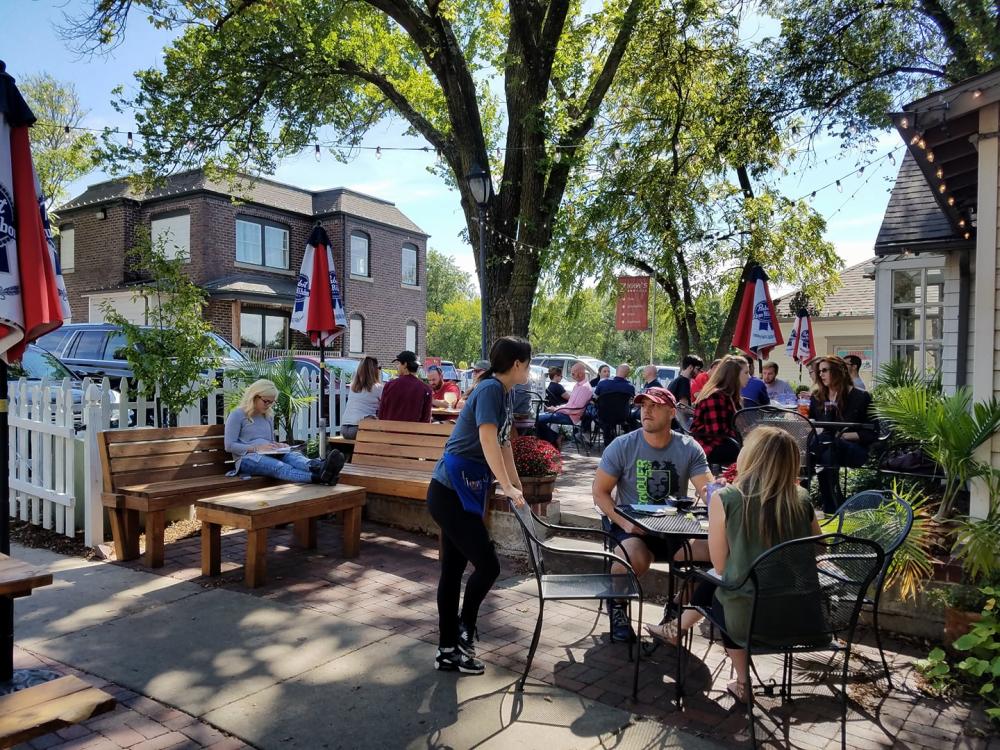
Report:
633,386,677,407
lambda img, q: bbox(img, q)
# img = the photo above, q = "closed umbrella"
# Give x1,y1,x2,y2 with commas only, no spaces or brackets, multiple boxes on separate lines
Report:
785,308,817,364
732,264,783,360
290,225,345,450
0,60,71,685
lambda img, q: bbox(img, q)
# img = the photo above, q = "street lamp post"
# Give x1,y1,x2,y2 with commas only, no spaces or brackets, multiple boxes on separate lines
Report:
466,164,491,360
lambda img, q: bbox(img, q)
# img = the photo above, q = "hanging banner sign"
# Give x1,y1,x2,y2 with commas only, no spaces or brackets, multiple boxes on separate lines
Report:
615,276,650,331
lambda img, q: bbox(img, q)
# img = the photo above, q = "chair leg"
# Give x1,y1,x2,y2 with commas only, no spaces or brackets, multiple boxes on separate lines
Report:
519,600,545,692
840,642,852,750
747,653,758,749
871,605,892,689
632,598,642,700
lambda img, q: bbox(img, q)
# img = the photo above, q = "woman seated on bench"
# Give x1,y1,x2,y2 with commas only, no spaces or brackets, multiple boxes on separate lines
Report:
225,379,344,484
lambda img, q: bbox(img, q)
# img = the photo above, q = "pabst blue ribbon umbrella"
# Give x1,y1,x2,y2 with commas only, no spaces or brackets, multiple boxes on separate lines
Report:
785,308,817,365
0,60,71,683
290,225,346,445
732,264,783,360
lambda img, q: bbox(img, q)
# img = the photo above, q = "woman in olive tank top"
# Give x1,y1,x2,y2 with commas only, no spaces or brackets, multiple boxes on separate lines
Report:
645,426,821,703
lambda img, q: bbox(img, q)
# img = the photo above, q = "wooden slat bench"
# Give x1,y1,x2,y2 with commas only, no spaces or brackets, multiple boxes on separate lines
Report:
99,425,282,567
340,420,453,502
195,483,366,587
0,675,116,747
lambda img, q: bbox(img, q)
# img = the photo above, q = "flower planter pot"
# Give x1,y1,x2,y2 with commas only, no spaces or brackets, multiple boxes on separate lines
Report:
944,607,982,647
520,475,556,505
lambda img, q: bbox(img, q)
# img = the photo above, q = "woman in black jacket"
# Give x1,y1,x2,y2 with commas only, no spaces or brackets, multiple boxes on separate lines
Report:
810,355,875,513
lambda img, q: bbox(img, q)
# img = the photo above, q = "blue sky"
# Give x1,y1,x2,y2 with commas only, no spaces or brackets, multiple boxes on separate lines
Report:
5,0,899,282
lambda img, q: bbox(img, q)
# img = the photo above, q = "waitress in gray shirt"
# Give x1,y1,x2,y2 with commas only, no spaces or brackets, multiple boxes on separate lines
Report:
225,379,343,484
428,336,530,676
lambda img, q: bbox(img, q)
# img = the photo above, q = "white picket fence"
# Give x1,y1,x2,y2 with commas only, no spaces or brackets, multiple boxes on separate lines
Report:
7,372,351,546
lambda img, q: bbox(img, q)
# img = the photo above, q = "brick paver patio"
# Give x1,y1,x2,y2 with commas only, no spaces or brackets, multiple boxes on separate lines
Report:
65,515,991,750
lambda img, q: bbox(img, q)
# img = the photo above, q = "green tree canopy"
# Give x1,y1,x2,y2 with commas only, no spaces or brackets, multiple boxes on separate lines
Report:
551,1,840,359
426,249,474,312
20,73,96,216
427,298,481,364
70,0,653,340
760,0,1000,136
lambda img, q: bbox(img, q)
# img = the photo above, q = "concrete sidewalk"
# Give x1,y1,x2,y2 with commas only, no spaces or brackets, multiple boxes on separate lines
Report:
11,544,718,750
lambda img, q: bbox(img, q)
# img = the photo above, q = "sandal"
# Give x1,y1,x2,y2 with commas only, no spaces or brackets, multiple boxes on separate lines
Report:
644,620,681,647
726,680,749,704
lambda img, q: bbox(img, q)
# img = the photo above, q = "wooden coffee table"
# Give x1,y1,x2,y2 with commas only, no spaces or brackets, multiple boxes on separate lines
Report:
195,483,367,587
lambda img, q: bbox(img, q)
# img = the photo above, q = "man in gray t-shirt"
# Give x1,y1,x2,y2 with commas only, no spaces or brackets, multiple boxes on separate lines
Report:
592,386,714,641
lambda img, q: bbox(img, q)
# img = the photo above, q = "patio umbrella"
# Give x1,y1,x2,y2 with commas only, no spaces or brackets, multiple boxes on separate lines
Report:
0,60,71,683
732,264,783,361
290,224,345,448
785,308,817,365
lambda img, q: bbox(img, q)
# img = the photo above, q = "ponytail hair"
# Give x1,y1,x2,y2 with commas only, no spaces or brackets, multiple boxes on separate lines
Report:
484,336,532,380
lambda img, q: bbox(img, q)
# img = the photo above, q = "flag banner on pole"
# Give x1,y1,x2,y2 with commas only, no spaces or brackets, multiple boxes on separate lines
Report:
732,265,783,359
291,224,346,346
615,275,650,331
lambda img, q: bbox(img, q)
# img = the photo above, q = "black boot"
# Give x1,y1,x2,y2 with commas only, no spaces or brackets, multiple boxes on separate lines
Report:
319,449,346,484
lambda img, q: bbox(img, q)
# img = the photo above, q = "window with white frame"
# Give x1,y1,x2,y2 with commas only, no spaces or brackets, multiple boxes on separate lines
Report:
351,232,370,277
152,211,191,261
401,243,418,286
58,225,74,272
349,315,364,354
890,267,944,372
405,321,417,353
236,217,289,269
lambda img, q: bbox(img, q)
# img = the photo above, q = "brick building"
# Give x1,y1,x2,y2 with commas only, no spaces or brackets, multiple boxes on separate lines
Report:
54,170,428,364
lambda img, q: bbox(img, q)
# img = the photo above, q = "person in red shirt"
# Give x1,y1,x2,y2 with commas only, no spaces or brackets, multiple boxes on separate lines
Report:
690,355,748,468
690,358,719,400
378,350,433,422
428,365,462,408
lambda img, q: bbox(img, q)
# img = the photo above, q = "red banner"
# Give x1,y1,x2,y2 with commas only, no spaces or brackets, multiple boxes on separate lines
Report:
615,276,650,331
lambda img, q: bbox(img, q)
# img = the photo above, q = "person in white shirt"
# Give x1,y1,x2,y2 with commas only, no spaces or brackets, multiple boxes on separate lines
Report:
761,361,795,403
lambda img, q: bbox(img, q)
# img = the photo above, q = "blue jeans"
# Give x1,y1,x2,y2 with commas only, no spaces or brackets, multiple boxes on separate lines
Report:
240,451,317,483
536,412,575,446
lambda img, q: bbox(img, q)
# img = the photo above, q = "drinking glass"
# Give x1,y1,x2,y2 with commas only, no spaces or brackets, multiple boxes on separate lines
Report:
444,391,457,409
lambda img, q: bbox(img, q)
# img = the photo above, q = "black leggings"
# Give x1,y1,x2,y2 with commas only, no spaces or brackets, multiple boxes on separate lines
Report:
427,479,501,648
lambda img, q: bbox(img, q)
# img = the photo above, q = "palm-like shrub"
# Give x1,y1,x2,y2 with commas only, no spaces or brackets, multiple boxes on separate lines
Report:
876,380,1000,521
223,358,316,443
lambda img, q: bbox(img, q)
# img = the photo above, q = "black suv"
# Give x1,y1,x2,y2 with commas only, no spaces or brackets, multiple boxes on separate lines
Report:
36,323,248,381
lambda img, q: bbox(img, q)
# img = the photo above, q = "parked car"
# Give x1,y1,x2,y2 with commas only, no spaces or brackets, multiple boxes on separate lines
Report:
265,355,392,422
530,353,599,394
632,364,679,389
35,323,248,381
9,344,121,423
579,356,612,378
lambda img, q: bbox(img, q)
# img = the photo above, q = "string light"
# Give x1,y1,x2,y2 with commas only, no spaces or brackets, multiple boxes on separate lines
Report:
900,117,909,129
947,196,955,206
314,144,321,162
973,89,983,98
888,152,896,165
939,183,947,193
836,180,843,192
926,151,935,163
959,218,966,228
64,125,69,134
375,146,382,159
126,131,133,148
936,167,944,179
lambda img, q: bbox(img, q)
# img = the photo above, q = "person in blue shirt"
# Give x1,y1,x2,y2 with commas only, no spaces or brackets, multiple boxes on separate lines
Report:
739,354,771,407
593,363,637,398
427,336,531,676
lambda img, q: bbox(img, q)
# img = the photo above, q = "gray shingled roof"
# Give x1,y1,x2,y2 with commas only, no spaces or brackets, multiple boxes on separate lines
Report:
773,259,875,320
59,169,427,236
874,151,968,254
203,274,299,303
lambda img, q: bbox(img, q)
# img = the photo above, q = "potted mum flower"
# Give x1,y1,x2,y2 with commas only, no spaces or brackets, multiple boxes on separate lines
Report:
511,435,562,505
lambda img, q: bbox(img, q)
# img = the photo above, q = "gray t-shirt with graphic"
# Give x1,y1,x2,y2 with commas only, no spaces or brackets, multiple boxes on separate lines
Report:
598,429,709,506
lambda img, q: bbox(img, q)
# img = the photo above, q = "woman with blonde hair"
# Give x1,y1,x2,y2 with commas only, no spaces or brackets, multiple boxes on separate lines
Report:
340,356,383,440
690,355,749,467
809,355,875,512
645,426,821,703
224,379,343,484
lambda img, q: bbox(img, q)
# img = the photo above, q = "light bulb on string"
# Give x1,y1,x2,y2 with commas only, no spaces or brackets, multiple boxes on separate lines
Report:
948,196,956,206
900,116,909,129
939,183,947,194
959,218,966,228
926,151,935,163
314,144,321,162
936,167,944,179
836,180,843,193
127,131,133,148
376,146,382,159
965,231,972,239
888,151,896,165
64,125,70,134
